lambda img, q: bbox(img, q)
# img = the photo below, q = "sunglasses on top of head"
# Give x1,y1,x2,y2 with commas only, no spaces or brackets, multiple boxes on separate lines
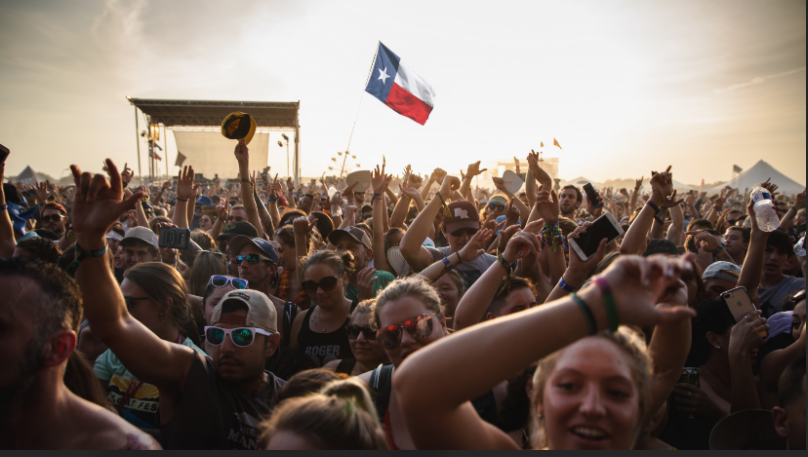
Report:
345,325,377,340
300,274,344,295
204,326,273,347
450,227,478,238
237,253,274,264
376,313,437,350
207,275,248,289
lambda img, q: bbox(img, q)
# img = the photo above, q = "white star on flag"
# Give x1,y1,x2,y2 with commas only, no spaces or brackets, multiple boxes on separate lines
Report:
377,67,390,84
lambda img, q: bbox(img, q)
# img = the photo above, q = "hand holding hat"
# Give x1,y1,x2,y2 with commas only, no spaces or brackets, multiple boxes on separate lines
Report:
221,112,257,145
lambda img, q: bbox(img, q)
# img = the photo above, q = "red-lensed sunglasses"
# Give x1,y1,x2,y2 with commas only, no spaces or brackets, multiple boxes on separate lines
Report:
376,313,437,350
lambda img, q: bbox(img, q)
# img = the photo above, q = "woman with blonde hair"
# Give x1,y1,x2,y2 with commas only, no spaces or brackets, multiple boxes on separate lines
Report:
393,253,699,450
260,378,388,450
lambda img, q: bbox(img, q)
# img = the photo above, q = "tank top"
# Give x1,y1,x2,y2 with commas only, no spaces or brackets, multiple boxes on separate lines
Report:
297,301,357,367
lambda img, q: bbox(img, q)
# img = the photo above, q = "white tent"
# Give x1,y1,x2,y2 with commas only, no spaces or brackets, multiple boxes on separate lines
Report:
707,160,805,195
562,177,604,188
15,166,45,185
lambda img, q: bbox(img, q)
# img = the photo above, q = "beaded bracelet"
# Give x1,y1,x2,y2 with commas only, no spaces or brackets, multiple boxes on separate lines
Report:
571,293,596,335
593,276,619,334
541,224,564,253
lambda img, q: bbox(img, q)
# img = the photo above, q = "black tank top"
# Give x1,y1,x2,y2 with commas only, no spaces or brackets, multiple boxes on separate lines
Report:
297,301,357,367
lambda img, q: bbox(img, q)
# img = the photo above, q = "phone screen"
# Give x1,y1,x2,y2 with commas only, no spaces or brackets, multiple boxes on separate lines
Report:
575,214,622,258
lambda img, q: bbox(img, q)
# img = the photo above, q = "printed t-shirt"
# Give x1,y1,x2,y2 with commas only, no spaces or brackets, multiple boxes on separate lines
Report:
93,337,205,438
344,270,396,302
425,246,496,288
159,354,285,450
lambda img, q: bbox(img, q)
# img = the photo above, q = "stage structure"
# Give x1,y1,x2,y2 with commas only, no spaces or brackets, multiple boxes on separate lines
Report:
127,97,301,184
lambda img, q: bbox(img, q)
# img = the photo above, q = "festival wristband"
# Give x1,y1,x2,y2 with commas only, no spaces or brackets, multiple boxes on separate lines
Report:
441,256,454,271
0,204,7,211
558,277,580,293
267,195,278,203
176,198,188,202
65,243,108,276
66,231,77,241
593,277,619,334
712,244,725,262
646,200,660,215
571,293,596,336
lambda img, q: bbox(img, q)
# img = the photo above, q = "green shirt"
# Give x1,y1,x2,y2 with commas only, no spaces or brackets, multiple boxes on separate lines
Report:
344,270,396,302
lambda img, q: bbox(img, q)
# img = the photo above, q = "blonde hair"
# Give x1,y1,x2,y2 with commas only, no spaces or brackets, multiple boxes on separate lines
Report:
258,378,388,450
529,327,651,450
351,299,377,329
374,275,442,328
302,249,359,278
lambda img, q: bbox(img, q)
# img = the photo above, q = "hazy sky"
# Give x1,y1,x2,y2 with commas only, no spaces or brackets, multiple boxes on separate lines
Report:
1,0,805,187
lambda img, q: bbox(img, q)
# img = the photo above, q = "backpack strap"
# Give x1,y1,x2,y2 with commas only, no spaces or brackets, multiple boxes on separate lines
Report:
281,301,298,347
369,363,394,421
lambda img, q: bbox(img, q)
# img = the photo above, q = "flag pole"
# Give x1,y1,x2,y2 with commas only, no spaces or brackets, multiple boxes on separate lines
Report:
343,41,379,171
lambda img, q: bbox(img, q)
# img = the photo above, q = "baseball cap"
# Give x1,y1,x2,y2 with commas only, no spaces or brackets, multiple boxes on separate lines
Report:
444,201,480,233
386,246,409,277
702,261,741,284
643,239,679,257
210,289,277,333
328,226,371,250
766,230,794,257
229,235,279,264
40,203,67,216
217,221,258,242
196,196,213,206
119,226,159,249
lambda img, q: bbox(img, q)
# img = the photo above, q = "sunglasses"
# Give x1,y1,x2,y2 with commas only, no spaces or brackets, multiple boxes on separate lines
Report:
41,214,64,223
345,325,377,340
228,216,245,223
124,296,150,311
376,313,437,350
450,227,478,238
204,326,273,347
488,204,505,211
301,274,343,295
208,275,248,289
237,254,274,264
362,214,372,220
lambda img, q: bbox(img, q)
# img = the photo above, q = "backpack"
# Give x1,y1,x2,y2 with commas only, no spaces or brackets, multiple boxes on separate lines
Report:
368,363,395,421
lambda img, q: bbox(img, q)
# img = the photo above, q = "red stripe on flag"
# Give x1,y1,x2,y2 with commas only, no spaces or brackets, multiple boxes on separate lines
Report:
385,83,433,125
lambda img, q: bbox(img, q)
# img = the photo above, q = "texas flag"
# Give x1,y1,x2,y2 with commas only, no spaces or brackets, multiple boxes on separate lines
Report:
365,42,436,125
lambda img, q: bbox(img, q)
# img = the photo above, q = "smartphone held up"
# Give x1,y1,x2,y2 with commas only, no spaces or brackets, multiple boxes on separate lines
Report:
568,212,624,261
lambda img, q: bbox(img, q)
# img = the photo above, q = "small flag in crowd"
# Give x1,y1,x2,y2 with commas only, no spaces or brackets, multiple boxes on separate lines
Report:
175,151,187,167
701,179,705,186
365,42,436,125
553,138,562,149
733,164,743,173
540,141,544,148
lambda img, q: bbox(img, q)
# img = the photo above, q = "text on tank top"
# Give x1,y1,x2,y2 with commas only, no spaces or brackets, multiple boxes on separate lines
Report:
296,303,356,367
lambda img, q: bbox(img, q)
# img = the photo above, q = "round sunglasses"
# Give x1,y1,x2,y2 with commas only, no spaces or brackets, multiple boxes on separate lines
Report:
207,275,248,289
376,313,437,350
204,326,273,347
301,274,343,295
345,325,377,340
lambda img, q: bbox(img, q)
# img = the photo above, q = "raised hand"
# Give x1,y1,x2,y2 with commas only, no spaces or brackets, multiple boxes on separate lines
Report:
356,266,379,301
566,222,608,278
714,187,728,210
492,177,509,195
371,164,388,194
399,181,420,200
535,185,560,224
661,190,684,208
458,228,493,262
728,309,768,360
216,200,229,221
585,190,605,218
465,161,488,180
650,166,673,197
793,188,806,209
408,173,424,190
70,159,144,236
121,163,134,187
176,165,196,201
34,180,53,203
162,180,172,191
430,168,447,184
293,215,316,235
439,175,461,197
635,176,644,190
269,174,280,197
234,141,250,165
481,211,506,233
502,220,543,263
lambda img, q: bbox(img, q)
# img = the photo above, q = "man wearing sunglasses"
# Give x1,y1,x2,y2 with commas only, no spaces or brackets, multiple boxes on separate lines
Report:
229,235,287,339
216,221,259,275
329,226,395,302
40,203,68,237
400,176,496,288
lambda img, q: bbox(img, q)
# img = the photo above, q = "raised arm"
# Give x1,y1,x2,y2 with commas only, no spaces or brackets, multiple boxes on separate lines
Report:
400,175,459,272
252,173,274,235
71,160,195,392
0,163,16,257
629,176,642,212
621,167,672,256
234,142,264,238
371,165,393,275
737,200,769,304
266,175,282,229
544,223,607,303
666,194,685,247
389,185,411,229
394,255,697,450
133,186,150,228
492,178,530,224
172,165,195,229
210,201,228,240
527,150,553,190
778,188,805,231
459,161,487,201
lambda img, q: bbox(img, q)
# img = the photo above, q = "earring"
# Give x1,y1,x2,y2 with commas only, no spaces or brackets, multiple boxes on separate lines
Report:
536,413,543,420
715,345,720,349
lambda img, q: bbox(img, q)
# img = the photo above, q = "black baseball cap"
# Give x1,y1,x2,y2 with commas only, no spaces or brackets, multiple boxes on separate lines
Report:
229,235,280,264
217,221,258,241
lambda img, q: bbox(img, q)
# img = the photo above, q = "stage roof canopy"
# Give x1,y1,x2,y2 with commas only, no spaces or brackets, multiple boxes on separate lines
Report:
127,97,299,129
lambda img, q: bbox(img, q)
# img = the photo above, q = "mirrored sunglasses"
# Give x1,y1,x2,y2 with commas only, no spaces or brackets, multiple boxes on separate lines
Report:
376,313,437,350
204,326,272,347
207,275,248,289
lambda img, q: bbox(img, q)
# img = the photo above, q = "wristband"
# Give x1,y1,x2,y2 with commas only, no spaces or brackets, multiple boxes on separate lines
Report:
371,192,383,205
0,204,6,211
267,195,278,203
435,192,452,218
122,182,128,189
541,224,564,253
558,277,580,293
66,231,77,241
646,200,660,215
495,255,513,296
454,251,463,265
441,256,454,271
176,197,188,202
571,294,596,336
64,243,108,276
712,244,725,262
593,277,619,334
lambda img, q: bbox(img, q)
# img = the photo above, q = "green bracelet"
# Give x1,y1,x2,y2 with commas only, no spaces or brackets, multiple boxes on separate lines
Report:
571,293,596,336
593,277,619,334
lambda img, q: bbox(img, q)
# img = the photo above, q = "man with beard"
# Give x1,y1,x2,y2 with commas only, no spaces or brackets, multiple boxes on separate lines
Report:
40,203,68,237
558,185,582,220
69,160,284,450
0,258,160,449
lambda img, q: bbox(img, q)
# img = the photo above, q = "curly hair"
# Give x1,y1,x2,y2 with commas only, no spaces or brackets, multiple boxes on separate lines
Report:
16,237,63,264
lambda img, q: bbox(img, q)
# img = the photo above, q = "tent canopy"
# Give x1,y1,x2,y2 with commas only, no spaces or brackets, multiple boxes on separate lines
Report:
15,166,44,185
707,160,805,195
128,98,299,128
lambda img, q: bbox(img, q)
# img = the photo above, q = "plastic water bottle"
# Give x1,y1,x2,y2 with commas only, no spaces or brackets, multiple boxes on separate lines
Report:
750,186,780,232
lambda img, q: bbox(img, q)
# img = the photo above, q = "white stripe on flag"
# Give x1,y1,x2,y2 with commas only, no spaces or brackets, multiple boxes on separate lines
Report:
394,60,436,108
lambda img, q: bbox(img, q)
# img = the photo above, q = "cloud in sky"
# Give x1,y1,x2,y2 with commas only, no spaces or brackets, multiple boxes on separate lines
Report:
714,67,806,94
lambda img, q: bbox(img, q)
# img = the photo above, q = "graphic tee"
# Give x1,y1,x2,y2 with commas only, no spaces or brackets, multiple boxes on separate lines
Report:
94,337,205,438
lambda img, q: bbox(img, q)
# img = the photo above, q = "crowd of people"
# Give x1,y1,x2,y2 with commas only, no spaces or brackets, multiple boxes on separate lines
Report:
0,142,804,450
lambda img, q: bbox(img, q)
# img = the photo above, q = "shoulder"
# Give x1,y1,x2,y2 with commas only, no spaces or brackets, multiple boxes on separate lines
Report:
68,394,163,450
784,276,804,288
183,337,207,356
322,359,340,370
